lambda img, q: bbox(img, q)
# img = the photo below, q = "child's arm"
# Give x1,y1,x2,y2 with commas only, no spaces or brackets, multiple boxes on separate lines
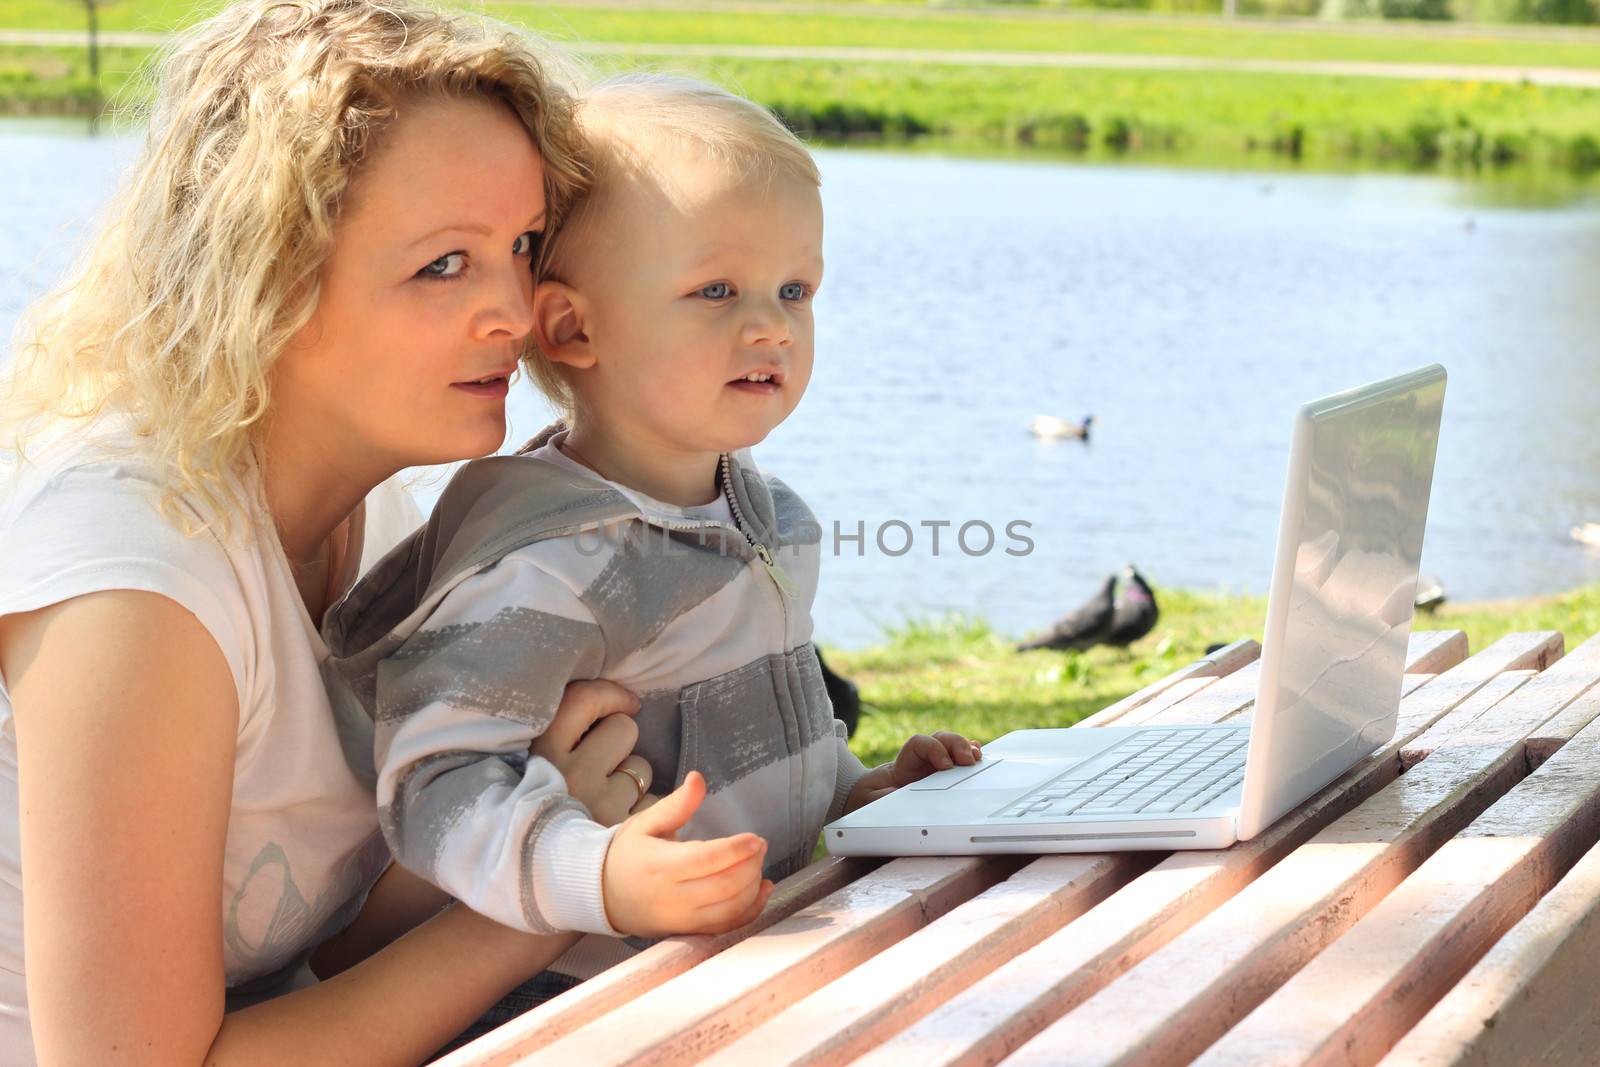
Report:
374,555,621,938
841,732,985,814
828,721,873,823
375,556,774,940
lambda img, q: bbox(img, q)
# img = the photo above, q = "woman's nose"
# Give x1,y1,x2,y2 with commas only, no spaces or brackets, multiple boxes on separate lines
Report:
472,263,536,342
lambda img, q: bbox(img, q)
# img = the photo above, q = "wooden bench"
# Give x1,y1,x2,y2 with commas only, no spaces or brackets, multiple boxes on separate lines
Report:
437,629,1600,1066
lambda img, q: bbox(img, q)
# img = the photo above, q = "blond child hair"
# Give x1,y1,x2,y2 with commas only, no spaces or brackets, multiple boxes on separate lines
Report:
528,73,820,418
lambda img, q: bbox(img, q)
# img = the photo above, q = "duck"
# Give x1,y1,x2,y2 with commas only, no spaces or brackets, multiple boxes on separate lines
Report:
1029,414,1095,442
1413,575,1447,613
1105,564,1159,647
1572,523,1600,547
1016,574,1116,653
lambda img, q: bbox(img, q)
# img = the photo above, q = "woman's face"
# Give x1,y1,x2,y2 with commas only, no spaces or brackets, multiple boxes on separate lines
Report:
277,94,546,474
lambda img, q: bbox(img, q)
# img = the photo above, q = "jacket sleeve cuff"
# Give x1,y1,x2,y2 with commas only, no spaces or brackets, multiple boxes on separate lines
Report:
530,809,622,937
828,726,873,823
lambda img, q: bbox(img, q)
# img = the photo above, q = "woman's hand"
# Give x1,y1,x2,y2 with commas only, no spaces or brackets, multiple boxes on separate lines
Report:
532,678,654,826
843,732,984,813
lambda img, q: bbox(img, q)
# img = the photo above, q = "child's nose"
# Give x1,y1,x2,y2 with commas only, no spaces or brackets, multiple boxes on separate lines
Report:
740,299,792,347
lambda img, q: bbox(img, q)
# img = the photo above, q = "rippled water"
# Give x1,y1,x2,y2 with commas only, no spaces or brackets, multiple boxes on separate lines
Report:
7,122,1600,647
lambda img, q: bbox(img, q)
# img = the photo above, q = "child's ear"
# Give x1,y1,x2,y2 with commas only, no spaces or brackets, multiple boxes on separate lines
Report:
533,281,597,369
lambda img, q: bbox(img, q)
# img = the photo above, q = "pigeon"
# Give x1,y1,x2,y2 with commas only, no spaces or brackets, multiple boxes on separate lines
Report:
1413,575,1447,613
1028,414,1095,442
815,647,861,737
1016,574,1117,653
1105,564,1159,647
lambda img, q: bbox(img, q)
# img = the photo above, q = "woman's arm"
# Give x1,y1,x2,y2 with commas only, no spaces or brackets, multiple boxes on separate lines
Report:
2,591,574,1067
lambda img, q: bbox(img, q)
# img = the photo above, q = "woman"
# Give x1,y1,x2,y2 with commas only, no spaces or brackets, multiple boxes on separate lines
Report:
0,0,650,1061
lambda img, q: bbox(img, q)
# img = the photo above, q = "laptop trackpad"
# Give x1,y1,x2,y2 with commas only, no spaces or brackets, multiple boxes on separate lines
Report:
907,759,1057,792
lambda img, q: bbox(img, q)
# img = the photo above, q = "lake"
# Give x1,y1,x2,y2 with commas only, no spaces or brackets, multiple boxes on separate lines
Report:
7,121,1600,648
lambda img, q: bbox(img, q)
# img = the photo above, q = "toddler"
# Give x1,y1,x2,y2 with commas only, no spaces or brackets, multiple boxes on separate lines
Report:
324,74,978,987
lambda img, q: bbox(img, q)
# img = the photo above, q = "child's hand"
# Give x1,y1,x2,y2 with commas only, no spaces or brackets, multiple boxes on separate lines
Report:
601,771,774,938
844,732,983,812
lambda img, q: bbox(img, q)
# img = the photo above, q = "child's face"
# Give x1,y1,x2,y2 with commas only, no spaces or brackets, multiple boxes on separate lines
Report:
561,159,823,457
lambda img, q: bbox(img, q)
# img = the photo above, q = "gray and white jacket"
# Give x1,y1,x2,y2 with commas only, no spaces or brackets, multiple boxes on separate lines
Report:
322,422,867,975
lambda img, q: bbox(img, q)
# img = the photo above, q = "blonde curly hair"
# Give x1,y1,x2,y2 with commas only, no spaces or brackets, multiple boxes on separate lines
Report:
2,0,587,531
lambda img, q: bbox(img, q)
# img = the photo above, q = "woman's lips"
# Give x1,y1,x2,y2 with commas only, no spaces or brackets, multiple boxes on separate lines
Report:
451,377,509,399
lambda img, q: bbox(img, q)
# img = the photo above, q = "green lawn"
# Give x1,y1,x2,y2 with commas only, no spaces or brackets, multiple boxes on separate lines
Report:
6,2,1597,170
832,583,1600,768
18,35,1595,171
10,0,1600,70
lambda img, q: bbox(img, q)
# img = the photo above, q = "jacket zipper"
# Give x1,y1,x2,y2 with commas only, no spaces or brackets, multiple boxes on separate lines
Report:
720,455,805,862
618,455,796,601
718,453,797,600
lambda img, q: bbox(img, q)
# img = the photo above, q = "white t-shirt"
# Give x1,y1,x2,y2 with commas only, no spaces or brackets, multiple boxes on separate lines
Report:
0,422,420,1064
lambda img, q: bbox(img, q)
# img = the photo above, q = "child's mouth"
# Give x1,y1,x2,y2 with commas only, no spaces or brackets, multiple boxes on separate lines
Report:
728,369,784,396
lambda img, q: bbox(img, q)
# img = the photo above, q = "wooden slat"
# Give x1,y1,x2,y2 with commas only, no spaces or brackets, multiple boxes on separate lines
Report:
1076,638,1261,729
1008,632,1597,1067
521,856,1017,1067
1406,629,1472,676
855,631,1561,1067
432,857,877,1066
1102,675,1218,726
699,852,1155,1067
1002,669,1543,1067
1381,834,1600,1066
1132,661,1261,726
1153,631,1466,728
1194,684,1600,1067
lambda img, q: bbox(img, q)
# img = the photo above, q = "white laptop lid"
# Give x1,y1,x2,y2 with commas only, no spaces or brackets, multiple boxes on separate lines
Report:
1236,364,1447,840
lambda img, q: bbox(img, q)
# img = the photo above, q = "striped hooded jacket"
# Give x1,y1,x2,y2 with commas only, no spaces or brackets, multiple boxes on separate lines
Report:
322,422,867,976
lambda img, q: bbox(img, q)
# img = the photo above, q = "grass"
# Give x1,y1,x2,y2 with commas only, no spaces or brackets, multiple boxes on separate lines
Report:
831,583,1600,768
660,56,1600,167
12,39,1600,172
6,0,1599,171
9,0,1600,69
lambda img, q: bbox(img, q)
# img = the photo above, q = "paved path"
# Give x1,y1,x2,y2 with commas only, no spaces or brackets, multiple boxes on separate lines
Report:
6,28,1599,88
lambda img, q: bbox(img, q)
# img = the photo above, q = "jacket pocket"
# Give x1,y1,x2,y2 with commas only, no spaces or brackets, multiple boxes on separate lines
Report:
676,651,828,879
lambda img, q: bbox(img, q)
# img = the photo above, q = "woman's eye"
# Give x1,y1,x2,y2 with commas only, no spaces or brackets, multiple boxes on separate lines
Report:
418,252,466,279
513,231,541,257
780,282,810,301
698,282,732,300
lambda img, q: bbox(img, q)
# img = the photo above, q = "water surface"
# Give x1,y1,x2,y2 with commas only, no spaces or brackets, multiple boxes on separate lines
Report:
7,123,1599,647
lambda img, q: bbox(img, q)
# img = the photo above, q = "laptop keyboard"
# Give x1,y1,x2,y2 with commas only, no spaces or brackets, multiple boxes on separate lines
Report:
993,726,1250,819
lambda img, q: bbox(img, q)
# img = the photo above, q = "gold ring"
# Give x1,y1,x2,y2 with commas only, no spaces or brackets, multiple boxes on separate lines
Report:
620,765,648,802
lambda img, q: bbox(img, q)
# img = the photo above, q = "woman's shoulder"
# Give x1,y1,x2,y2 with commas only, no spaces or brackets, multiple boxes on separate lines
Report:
0,418,259,693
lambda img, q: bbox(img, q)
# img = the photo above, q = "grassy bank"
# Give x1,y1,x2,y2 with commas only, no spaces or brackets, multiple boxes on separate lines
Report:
8,0,1600,68
4,1,1599,169
832,583,1600,767
657,57,1600,168
9,41,1600,172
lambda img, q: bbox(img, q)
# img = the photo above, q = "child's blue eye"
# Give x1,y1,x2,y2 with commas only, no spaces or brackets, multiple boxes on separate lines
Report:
780,282,810,301
698,282,732,300
512,231,541,257
418,252,466,279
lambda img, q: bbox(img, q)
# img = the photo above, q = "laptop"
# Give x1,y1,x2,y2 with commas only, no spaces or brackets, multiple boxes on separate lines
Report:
825,364,1447,856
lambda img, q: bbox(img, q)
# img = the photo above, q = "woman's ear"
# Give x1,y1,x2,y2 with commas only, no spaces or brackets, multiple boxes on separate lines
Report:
533,281,597,369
